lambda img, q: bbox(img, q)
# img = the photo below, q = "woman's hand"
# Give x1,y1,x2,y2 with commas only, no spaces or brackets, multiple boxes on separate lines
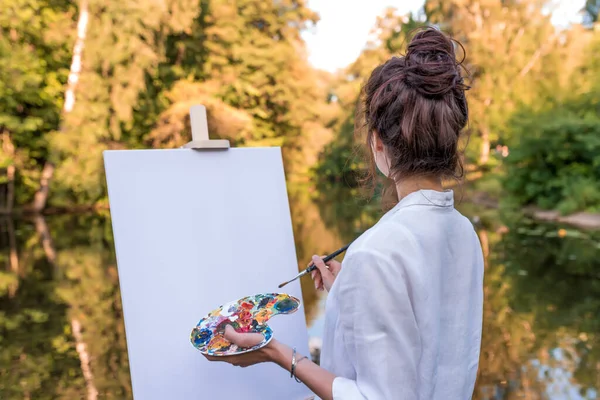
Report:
204,325,337,400
203,325,286,368
310,255,342,292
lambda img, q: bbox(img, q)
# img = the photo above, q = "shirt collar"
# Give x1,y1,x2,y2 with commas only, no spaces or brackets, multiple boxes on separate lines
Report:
398,189,454,208
384,189,455,219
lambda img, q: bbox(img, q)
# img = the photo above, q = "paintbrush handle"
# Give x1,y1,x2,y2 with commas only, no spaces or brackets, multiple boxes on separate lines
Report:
278,243,352,289
305,243,351,273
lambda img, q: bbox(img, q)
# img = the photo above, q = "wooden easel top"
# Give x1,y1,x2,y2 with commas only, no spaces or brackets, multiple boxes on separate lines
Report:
182,105,230,150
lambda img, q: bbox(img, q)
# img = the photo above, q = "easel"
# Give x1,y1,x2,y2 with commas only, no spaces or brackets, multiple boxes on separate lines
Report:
179,105,314,400
182,105,230,150
105,104,314,400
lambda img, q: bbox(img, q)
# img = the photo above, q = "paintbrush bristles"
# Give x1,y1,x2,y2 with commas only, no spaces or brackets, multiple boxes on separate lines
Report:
278,275,300,288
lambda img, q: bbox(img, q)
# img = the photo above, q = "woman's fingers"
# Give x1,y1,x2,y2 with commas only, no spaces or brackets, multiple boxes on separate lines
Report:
314,273,323,291
310,255,342,291
311,255,335,291
311,269,323,290
223,325,264,348
325,259,342,276
310,258,325,290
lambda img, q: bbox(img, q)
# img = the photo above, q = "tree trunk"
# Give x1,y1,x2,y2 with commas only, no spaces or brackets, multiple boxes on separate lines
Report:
30,0,89,212
1,131,16,214
30,163,54,212
6,164,15,212
34,215,57,267
7,216,19,297
479,126,490,165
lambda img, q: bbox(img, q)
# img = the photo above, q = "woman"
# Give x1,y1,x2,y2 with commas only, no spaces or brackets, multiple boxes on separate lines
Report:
206,27,484,400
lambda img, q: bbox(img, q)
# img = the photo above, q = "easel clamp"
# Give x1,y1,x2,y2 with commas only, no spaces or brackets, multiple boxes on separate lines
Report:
183,105,230,150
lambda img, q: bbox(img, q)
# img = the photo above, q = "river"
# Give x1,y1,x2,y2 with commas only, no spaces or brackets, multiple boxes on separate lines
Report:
0,184,598,399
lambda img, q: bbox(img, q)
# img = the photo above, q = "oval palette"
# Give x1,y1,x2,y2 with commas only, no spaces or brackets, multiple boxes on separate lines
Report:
190,293,301,356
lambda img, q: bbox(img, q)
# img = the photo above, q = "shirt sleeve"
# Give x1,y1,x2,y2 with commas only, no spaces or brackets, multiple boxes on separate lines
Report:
332,248,420,400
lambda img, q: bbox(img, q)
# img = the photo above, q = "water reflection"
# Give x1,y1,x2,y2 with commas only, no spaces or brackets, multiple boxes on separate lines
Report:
473,220,600,399
0,215,130,399
0,190,598,399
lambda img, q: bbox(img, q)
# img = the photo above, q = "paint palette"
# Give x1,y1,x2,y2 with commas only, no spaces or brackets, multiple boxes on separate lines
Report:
190,293,301,356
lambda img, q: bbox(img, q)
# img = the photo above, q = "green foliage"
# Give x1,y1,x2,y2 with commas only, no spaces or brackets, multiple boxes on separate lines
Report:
0,0,75,203
313,115,367,187
0,215,130,399
504,97,600,214
497,219,600,391
1,0,331,208
313,10,424,189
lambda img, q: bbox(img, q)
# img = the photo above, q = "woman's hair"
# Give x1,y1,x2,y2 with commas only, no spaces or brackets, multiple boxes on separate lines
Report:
356,26,469,203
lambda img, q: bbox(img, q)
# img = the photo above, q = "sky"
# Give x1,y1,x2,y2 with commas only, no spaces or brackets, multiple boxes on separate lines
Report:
302,0,584,72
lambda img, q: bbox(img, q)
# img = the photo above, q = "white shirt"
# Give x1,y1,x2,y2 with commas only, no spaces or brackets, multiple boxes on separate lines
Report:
319,189,484,400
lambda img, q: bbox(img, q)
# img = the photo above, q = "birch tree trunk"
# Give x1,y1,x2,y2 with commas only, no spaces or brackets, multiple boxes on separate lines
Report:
30,0,89,212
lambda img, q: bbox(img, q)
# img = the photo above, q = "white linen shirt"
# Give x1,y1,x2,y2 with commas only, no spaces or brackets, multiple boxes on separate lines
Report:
319,189,484,400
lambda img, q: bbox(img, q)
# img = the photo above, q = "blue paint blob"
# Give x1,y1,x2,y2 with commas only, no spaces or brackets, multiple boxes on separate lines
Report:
274,298,297,313
192,328,212,347
263,327,273,342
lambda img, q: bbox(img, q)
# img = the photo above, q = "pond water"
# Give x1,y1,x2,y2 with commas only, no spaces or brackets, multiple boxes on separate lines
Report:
0,185,599,399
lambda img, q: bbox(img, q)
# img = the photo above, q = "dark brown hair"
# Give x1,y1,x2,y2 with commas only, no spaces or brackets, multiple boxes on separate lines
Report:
357,26,469,205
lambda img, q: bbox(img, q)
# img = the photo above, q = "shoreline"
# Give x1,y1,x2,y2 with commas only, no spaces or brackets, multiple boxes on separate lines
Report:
463,189,600,230
527,209,600,230
5,190,600,230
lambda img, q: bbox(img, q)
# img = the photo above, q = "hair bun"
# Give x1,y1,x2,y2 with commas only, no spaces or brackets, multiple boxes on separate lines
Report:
404,27,467,97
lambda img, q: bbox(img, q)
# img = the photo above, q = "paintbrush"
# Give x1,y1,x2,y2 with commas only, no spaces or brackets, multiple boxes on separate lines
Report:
278,243,352,289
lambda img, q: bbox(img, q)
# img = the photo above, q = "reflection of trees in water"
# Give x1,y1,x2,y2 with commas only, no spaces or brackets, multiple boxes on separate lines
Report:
312,183,384,244
475,219,600,399
0,191,355,398
288,184,343,325
0,217,81,399
498,221,600,394
474,229,543,399
2,197,598,398
313,182,600,398
0,215,131,399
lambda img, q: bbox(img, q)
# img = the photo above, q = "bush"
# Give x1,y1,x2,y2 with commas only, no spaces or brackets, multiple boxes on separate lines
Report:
504,98,600,214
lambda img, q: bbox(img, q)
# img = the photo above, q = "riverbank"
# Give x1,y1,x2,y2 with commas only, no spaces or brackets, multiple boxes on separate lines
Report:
528,209,600,230
462,171,600,230
465,190,600,230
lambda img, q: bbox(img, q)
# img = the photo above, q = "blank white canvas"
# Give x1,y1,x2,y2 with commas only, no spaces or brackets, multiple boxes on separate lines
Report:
104,148,312,400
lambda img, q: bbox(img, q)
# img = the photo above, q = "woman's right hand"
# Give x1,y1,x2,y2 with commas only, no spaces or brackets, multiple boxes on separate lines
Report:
309,255,342,292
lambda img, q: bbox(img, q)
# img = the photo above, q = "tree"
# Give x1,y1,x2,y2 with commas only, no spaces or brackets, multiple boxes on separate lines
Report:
18,0,331,209
141,0,329,177
44,0,174,208
314,9,424,189
0,0,75,209
30,0,89,212
425,0,559,166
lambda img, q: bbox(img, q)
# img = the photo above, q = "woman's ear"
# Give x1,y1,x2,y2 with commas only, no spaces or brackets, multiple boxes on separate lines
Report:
371,132,391,178
373,132,384,152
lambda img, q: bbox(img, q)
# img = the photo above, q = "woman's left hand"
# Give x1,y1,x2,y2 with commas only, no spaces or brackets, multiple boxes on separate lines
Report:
202,325,282,368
